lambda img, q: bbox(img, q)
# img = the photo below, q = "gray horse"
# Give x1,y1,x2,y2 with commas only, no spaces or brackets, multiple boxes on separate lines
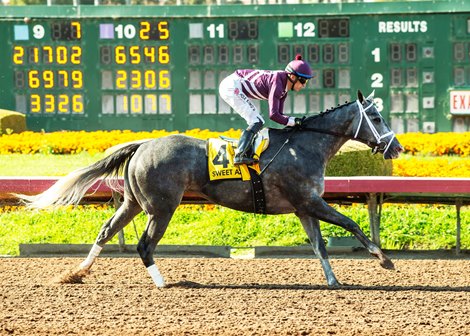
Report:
18,90,403,287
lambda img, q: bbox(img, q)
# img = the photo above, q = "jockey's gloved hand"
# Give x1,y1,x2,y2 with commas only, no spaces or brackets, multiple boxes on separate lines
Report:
294,116,306,127
287,116,306,128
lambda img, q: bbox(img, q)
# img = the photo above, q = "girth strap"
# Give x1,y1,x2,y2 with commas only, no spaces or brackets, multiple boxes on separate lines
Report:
248,167,266,214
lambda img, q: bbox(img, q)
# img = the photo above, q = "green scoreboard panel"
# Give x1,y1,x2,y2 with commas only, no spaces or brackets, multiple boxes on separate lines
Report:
1,1,470,132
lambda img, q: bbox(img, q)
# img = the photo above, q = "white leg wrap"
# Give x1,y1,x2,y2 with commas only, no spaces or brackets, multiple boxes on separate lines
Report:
147,264,165,288
79,244,103,269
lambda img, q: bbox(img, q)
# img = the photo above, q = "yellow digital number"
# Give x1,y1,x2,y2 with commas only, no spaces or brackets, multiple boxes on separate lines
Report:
28,70,40,89
140,21,150,40
130,46,141,64
116,70,127,89
43,46,53,64
31,47,39,64
72,94,84,113
130,94,142,114
115,46,126,64
158,46,170,64
58,95,69,113
13,46,24,65
71,22,81,39
43,70,54,89
145,94,157,114
144,70,156,89
44,94,55,113
58,70,69,87
71,71,83,89
56,46,68,65
71,46,82,64
130,70,142,89
30,94,41,113
121,95,129,113
160,94,172,113
159,70,170,89
158,21,169,40
143,46,155,63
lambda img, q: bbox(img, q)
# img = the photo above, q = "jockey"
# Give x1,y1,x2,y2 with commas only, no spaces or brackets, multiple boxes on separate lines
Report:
219,54,313,165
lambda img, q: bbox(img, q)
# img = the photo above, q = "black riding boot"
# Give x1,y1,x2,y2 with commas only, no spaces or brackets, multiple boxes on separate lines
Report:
234,121,263,165
234,130,257,165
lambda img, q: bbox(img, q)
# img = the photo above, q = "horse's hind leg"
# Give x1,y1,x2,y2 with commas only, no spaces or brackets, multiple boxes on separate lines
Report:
298,214,339,287
305,196,394,270
83,198,142,268
58,198,142,284
137,209,176,288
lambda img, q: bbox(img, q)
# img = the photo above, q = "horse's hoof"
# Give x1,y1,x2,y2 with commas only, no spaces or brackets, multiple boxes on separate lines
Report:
327,281,341,288
380,258,395,270
371,251,395,270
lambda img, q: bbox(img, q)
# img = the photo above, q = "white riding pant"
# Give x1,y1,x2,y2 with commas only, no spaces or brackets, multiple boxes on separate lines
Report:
219,73,265,126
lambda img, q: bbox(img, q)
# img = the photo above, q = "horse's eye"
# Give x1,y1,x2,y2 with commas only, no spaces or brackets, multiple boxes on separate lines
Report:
373,117,381,123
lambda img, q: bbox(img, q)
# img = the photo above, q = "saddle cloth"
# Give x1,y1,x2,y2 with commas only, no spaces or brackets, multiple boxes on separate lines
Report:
207,129,269,181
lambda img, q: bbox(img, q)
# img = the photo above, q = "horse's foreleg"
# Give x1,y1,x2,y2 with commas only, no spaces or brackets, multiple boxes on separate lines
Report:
306,197,394,270
298,214,340,287
137,212,173,288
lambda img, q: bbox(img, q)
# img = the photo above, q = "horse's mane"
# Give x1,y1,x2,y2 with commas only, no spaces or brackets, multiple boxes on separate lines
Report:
304,100,356,122
271,100,356,133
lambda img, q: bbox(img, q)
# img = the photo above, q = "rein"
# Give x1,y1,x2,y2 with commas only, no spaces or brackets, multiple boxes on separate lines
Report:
260,99,396,174
300,99,396,151
259,125,347,176
260,129,297,175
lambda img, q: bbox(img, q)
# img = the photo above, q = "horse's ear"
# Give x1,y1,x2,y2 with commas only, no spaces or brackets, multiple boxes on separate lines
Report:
357,90,365,104
366,90,375,101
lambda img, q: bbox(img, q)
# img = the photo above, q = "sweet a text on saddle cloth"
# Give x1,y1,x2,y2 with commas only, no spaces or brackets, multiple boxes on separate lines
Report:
208,139,243,180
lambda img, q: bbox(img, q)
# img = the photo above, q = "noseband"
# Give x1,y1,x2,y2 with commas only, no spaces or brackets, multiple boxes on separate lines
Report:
353,100,396,155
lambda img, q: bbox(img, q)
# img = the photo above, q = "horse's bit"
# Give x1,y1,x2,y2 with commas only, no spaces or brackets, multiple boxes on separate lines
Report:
353,100,396,155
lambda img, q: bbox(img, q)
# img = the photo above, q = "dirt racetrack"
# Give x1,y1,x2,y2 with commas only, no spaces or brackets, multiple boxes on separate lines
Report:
1,257,469,336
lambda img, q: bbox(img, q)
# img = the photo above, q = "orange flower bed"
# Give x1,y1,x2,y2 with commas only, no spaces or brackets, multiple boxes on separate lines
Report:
1,130,468,156
396,132,470,157
1,130,469,177
392,156,470,177
0,129,241,155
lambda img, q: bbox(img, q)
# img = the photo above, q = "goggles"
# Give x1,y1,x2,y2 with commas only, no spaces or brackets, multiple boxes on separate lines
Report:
297,76,309,85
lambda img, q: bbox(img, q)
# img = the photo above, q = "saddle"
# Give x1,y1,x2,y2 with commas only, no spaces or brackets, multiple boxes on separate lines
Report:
207,129,269,182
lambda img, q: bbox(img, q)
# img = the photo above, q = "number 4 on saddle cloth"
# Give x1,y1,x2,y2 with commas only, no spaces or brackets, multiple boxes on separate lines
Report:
207,129,270,214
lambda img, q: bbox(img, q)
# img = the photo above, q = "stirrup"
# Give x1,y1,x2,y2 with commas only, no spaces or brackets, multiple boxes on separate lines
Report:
233,156,258,166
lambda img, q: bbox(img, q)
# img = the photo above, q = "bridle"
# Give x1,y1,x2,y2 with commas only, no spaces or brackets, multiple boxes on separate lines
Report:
353,99,396,155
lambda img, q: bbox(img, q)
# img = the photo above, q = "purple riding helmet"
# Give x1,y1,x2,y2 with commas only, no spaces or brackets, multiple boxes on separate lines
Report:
285,54,313,79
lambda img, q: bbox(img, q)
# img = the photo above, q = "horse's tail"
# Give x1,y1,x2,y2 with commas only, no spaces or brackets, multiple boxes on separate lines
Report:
15,142,144,209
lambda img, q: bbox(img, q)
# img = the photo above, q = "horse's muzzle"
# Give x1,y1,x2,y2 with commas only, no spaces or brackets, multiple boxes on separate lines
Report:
371,141,387,155
383,138,404,160
370,138,403,159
